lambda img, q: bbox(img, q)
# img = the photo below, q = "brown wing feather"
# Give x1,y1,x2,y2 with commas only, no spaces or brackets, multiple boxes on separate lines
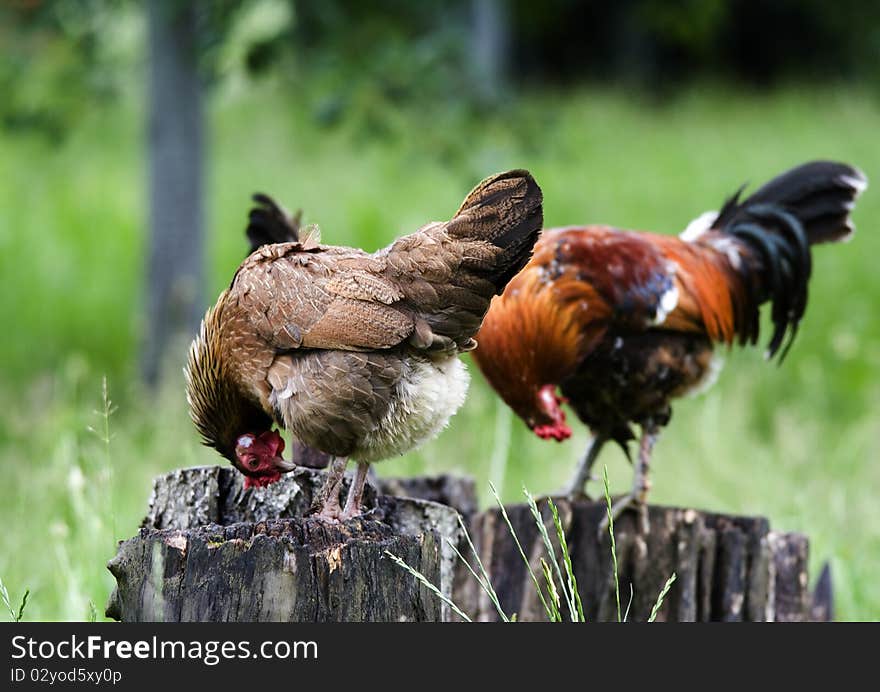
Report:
231,242,416,352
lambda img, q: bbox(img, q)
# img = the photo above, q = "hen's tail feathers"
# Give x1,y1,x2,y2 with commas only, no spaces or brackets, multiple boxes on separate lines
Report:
716,161,867,361
446,169,544,292
246,193,304,253
398,169,543,351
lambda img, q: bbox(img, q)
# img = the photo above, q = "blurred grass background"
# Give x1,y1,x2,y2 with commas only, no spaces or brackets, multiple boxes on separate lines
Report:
0,1,878,621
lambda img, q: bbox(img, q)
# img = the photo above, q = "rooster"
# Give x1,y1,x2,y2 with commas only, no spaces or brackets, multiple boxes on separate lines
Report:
186,170,543,520
472,161,866,529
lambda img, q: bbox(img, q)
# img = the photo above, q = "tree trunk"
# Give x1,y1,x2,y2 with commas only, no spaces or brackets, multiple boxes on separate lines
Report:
455,499,827,622
470,0,510,104
143,0,205,385
106,467,474,622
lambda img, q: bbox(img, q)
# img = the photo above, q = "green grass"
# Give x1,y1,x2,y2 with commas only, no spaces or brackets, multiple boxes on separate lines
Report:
1,81,879,620
388,480,671,622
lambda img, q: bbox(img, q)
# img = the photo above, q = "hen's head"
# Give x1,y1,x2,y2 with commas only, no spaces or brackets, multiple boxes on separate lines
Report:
185,302,295,488
232,430,295,488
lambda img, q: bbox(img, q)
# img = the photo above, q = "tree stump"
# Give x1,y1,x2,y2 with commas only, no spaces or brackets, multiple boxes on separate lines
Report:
455,499,827,622
106,466,475,622
106,518,442,622
107,468,830,622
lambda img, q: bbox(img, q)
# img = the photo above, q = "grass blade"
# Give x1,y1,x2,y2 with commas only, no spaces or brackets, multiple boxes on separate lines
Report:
384,550,472,622
16,590,29,623
549,498,585,622
623,583,634,623
89,377,118,544
648,573,677,623
523,486,578,622
0,577,28,622
446,532,510,622
539,558,562,621
489,482,556,622
603,465,622,623
0,577,14,621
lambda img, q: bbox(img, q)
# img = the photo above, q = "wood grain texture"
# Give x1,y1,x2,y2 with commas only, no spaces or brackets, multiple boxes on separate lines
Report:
106,518,442,622
456,499,824,622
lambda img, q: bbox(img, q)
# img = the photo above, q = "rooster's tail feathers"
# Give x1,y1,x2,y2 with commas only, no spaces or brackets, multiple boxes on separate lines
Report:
716,160,867,245
716,161,867,361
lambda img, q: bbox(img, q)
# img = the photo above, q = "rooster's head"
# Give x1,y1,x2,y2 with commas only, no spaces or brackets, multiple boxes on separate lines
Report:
531,385,573,441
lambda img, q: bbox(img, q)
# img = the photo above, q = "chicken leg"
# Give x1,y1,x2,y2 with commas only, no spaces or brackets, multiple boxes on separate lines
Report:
310,456,348,521
341,462,370,520
599,421,658,536
566,434,607,499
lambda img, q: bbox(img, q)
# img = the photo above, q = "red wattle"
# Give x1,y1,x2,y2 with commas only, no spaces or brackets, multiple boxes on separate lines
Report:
243,470,282,489
535,384,571,442
534,423,573,442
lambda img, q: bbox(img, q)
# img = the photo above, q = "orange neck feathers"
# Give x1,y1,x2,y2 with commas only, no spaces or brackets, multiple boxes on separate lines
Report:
472,267,604,430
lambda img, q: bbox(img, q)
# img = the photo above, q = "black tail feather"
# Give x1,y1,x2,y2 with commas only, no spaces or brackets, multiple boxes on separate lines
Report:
246,193,303,253
716,160,867,244
717,161,867,361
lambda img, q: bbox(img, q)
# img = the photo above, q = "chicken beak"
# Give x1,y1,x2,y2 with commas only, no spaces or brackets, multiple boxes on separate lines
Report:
272,456,297,473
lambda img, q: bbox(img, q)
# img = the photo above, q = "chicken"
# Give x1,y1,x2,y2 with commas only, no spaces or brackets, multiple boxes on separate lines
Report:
471,161,866,529
185,170,543,520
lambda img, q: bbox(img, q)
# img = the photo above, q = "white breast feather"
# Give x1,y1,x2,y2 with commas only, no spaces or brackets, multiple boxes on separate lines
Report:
355,357,470,462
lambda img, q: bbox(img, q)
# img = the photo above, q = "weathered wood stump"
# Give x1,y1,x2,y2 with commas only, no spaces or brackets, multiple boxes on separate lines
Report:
456,498,826,622
106,518,442,622
107,466,830,622
106,466,475,622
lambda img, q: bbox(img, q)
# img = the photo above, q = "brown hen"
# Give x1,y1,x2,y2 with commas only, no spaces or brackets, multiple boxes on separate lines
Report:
186,170,543,520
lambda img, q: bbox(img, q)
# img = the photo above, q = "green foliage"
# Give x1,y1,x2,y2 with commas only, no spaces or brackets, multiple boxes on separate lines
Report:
447,514,510,622
391,482,673,622
382,550,472,622
489,482,558,621
523,489,581,622
0,1,137,141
